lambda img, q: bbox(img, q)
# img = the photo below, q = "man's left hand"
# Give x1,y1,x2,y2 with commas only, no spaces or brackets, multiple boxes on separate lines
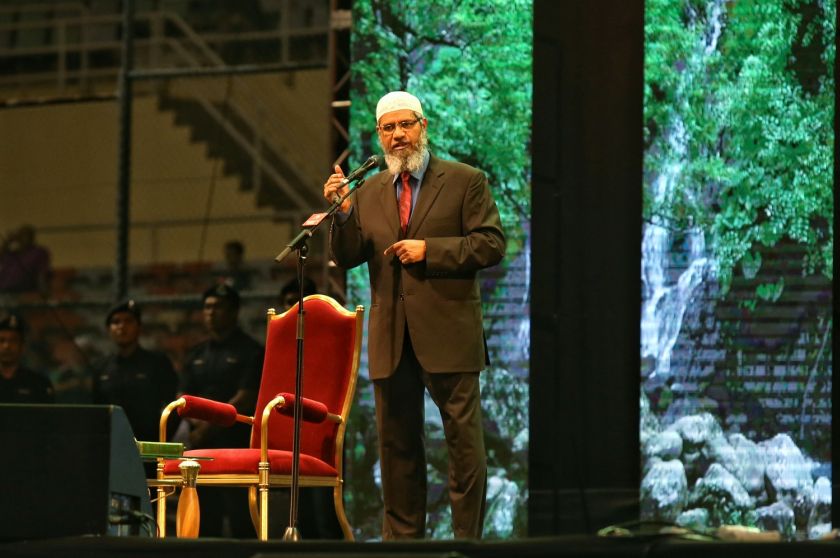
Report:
384,240,426,265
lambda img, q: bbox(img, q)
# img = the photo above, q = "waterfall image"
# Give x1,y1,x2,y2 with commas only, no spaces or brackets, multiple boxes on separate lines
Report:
641,0,834,538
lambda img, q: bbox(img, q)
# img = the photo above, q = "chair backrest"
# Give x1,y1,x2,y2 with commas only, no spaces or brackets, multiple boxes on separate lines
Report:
250,295,364,469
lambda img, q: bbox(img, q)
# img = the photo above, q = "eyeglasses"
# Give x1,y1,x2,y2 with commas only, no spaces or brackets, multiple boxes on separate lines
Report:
378,118,421,135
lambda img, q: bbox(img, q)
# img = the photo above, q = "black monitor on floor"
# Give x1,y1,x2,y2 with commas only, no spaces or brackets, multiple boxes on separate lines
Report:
0,404,153,539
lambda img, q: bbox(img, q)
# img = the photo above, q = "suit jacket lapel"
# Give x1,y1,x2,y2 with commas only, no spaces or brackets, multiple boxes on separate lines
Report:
376,172,401,237
407,155,444,237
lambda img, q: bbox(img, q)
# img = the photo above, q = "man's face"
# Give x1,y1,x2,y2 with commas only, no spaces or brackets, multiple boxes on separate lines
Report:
377,109,426,160
203,296,238,334
108,312,141,348
0,330,23,366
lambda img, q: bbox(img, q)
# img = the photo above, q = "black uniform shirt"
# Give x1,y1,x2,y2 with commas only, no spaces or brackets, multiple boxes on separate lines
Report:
0,367,55,403
93,347,178,442
180,328,263,447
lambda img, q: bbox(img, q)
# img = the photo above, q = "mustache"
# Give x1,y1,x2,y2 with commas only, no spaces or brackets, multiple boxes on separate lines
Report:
380,128,429,175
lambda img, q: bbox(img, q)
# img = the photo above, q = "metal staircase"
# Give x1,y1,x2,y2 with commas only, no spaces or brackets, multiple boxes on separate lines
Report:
0,1,330,215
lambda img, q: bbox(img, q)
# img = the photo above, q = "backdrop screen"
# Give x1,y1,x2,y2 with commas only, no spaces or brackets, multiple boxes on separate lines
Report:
342,0,532,540
641,0,834,538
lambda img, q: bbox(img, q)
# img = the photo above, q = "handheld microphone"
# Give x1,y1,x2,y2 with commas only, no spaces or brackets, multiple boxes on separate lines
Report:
340,155,381,186
332,155,381,204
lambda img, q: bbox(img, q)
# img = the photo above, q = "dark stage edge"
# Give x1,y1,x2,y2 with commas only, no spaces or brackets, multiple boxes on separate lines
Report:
2,536,840,558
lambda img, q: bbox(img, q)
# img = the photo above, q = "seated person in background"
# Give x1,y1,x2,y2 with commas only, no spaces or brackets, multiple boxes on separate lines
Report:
277,276,318,311
0,314,54,403
219,240,252,292
178,284,264,537
92,300,179,444
0,225,51,295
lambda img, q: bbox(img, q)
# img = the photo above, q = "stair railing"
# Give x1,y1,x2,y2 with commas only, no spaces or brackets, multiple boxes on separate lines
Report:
0,7,327,212
160,12,326,206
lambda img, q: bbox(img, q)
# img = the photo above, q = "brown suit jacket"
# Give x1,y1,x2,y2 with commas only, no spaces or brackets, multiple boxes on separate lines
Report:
330,155,506,379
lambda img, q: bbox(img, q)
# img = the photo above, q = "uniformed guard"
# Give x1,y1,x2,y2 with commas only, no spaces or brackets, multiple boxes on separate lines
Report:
179,284,264,537
93,299,178,443
0,313,54,403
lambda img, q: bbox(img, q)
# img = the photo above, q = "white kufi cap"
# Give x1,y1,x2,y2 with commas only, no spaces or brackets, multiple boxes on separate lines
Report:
376,91,424,122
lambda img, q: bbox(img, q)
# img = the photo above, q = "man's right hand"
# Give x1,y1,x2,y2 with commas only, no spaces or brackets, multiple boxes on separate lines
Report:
323,165,353,213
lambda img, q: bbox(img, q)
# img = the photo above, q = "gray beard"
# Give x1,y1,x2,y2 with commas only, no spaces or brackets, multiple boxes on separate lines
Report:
382,130,428,176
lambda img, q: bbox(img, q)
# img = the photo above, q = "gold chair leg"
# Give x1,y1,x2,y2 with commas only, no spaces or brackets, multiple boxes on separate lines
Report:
248,487,260,536
176,459,201,538
156,486,167,538
333,484,354,541
258,462,270,540
156,459,167,538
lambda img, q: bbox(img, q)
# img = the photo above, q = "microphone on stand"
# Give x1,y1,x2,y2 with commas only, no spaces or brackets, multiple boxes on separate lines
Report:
332,155,381,204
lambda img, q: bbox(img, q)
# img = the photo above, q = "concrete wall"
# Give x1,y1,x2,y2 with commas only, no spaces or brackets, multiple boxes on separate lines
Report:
0,70,331,269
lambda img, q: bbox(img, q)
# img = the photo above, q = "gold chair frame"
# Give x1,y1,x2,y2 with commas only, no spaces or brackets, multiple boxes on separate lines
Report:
154,296,364,540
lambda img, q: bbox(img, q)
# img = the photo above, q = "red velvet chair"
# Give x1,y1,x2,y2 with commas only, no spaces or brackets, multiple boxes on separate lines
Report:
154,295,364,540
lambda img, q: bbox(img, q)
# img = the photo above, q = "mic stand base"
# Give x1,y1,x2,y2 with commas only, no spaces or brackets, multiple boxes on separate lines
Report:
283,526,301,541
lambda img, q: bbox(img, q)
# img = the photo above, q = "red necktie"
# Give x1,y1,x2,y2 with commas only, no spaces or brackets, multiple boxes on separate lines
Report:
399,171,412,235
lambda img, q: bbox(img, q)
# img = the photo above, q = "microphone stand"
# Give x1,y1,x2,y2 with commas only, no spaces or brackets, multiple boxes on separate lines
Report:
274,177,367,541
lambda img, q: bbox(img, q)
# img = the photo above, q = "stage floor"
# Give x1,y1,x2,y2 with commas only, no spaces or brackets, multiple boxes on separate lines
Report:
2,535,839,558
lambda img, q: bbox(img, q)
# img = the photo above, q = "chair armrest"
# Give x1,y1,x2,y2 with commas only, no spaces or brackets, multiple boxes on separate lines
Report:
178,395,254,426
160,397,187,442
158,396,254,443
274,392,331,423
257,393,342,462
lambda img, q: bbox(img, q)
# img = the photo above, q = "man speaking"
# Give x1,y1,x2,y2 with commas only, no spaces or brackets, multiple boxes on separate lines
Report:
324,91,505,539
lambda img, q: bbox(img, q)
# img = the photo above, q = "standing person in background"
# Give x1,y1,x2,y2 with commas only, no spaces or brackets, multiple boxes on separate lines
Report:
0,314,54,403
179,284,264,537
277,276,318,311
219,240,252,292
324,91,506,539
92,300,179,443
0,225,51,296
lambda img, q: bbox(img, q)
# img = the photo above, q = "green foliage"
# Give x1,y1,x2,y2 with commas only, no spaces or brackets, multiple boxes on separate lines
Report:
755,277,785,303
644,2,835,484
350,0,532,253
346,0,532,541
644,0,835,297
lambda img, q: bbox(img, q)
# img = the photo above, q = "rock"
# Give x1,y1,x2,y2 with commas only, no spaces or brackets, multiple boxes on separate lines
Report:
675,508,709,531
483,468,519,538
703,434,738,480
759,434,814,529
666,413,723,483
643,456,663,477
668,413,723,450
645,430,683,461
689,463,752,526
726,433,765,496
808,523,832,540
641,460,688,522
640,392,660,446
660,398,720,428
749,501,795,540
807,476,831,537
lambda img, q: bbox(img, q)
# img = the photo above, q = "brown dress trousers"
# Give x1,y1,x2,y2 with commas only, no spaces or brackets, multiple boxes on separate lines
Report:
330,154,505,539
